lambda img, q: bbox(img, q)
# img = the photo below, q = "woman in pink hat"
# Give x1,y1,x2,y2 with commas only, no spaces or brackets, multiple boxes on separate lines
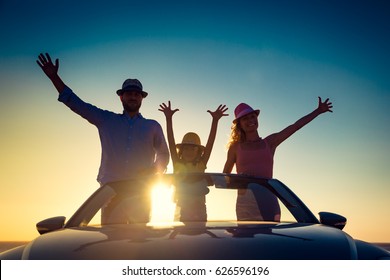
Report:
223,97,333,222
159,101,228,223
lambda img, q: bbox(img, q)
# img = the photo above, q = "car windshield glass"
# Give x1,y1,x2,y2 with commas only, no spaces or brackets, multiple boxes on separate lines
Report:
67,174,304,228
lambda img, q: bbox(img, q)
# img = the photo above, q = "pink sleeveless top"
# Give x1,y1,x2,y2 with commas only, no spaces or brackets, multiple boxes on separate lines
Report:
236,138,274,178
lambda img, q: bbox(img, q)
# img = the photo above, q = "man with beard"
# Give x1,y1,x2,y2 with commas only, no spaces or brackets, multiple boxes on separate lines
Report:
36,53,170,187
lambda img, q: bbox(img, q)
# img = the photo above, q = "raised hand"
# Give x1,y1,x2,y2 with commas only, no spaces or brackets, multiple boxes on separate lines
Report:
317,97,333,113
158,101,179,118
207,104,229,120
36,53,59,79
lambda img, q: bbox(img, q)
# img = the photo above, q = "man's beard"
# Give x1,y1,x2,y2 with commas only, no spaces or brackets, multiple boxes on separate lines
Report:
122,101,141,113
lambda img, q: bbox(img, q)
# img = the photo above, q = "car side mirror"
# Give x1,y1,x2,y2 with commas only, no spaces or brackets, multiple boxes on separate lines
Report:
318,212,347,230
36,216,66,235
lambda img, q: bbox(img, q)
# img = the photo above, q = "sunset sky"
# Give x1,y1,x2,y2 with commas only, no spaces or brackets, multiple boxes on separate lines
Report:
0,0,389,242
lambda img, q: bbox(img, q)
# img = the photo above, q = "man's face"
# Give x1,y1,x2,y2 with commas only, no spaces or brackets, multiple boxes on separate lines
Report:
120,91,143,113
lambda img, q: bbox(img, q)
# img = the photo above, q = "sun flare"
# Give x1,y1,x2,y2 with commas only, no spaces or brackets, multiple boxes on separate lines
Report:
149,183,176,225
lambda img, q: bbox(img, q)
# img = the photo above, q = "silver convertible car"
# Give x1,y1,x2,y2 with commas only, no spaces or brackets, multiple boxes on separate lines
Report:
1,173,389,260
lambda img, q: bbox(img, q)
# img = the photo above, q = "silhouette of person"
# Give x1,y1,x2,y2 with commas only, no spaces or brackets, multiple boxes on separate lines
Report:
159,101,228,223
223,97,333,221
37,53,170,223
37,53,169,185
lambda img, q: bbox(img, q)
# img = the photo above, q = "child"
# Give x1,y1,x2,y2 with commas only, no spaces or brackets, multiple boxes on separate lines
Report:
159,101,228,223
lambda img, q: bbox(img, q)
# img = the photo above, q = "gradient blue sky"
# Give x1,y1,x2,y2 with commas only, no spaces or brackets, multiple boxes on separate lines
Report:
0,0,389,242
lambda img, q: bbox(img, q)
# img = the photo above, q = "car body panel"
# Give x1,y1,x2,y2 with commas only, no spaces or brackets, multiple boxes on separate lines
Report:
3,223,359,260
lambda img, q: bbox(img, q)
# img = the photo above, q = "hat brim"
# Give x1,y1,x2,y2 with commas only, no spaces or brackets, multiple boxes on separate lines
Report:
116,89,148,97
176,143,205,150
233,109,260,123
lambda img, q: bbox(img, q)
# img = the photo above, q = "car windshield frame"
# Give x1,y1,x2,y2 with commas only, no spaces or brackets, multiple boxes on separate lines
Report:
65,173,319,228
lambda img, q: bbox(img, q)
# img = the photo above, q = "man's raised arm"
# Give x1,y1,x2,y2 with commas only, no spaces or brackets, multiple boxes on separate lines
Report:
36,53,66,94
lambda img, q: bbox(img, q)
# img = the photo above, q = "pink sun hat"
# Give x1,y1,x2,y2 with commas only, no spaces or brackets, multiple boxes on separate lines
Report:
233,103,260,123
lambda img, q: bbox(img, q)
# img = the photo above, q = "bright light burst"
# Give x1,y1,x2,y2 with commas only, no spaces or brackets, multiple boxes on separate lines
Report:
149,183,176,225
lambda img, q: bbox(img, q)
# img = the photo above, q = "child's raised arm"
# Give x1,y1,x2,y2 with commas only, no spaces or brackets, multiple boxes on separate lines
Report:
159,101,180,164
202,104,229,165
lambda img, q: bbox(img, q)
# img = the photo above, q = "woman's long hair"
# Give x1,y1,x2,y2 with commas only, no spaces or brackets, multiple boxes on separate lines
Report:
227,122,247,149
